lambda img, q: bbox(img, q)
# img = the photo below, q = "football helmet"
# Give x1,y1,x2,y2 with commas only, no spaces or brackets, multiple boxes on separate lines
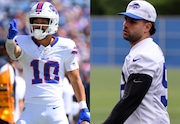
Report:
28,2,59,40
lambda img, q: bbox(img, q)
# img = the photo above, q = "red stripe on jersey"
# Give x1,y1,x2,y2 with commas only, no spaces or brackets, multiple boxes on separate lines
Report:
50,36,58,47
36,2,44,12
71,47,78,54
71,51,78,54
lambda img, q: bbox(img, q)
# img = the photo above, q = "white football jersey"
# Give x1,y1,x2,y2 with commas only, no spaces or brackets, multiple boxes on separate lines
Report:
120,38,170,124
14,35,79,106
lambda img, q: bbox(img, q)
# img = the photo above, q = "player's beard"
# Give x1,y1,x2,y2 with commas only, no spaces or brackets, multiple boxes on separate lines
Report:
123,29,142,43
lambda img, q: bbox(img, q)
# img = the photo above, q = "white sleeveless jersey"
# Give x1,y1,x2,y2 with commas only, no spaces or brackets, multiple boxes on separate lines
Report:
14,35,79,105
120,38,170,124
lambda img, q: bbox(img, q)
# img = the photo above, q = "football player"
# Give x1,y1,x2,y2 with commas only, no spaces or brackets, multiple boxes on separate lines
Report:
0,39,15,124
5,2,90,124
103,0,170,124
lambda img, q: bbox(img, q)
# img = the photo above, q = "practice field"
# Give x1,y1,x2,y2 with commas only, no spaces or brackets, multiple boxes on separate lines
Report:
91,66,180,124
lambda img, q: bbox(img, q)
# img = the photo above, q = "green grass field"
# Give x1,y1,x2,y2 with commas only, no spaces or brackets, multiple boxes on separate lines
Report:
91,66,180,124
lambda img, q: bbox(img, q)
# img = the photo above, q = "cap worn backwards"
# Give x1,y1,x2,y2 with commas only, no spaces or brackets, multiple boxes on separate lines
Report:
118,0,157,22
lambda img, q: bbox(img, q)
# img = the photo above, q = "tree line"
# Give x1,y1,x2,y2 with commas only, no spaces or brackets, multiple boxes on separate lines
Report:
91,0,180,15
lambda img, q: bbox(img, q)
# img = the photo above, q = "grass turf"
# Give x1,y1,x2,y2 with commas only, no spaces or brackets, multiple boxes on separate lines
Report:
90,66,180,124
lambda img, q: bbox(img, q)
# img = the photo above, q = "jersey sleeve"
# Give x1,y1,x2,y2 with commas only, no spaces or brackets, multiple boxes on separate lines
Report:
129,54,159,77
64,39,79,72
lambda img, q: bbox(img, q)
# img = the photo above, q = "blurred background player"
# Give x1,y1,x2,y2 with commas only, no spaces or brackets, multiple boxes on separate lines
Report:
5,1,90,124
11,61,26,123
62,75,80,124
0,39,15,124
0,39,26,124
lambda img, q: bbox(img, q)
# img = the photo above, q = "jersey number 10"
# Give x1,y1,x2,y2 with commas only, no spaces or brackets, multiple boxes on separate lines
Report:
31,60,60,84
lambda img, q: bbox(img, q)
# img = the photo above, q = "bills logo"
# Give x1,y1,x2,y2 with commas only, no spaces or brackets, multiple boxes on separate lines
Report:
129,3,140,9
49,4,58,15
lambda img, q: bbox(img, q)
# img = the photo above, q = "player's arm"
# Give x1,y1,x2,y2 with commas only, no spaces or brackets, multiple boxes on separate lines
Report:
66,69,86,102
6,19,22,60
66,69,90,124
103,73,152,124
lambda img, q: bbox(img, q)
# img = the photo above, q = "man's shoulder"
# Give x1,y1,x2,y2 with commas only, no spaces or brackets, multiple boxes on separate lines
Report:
56,36,76,48
15,35,32,43
57,37,75,44
15,35,31,39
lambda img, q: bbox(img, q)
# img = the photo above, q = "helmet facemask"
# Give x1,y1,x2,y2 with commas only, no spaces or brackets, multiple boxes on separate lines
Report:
28,2,59,40
29,18,55,40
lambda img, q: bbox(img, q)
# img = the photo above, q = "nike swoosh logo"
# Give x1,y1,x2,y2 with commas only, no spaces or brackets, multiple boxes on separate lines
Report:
133,79,142,83
133,58,141,62
53,106,59,109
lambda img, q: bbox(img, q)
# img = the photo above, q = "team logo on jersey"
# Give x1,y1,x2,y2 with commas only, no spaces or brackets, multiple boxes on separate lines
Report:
41,57,49,60
43,48,50,55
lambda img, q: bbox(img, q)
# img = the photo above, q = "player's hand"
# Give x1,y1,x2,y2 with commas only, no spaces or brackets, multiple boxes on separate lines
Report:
7,19,18,39
77,108,90,124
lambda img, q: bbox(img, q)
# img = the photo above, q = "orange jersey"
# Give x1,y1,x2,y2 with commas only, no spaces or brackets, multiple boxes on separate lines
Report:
0,63,15,123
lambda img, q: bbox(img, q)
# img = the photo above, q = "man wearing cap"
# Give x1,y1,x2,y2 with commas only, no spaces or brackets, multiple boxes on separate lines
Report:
103,0,170,124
